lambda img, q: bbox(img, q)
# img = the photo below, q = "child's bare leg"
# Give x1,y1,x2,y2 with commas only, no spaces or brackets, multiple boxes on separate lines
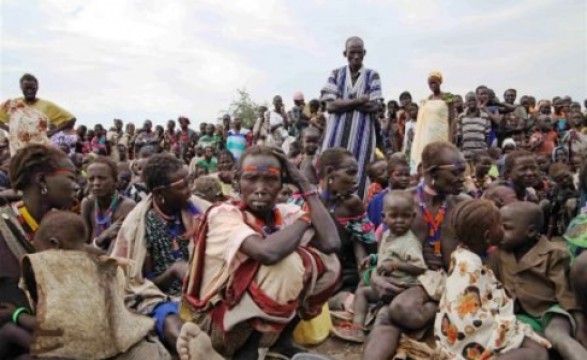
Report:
162,314,182,352
544,315,587,360
352,286,379,326
176,322,223,360
497,337,548,360
363,306,401,360
332,287,378,343
0,323,33,358
388,286,437,331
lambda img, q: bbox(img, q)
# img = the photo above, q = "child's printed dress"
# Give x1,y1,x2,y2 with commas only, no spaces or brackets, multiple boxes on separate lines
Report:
434,247,549,359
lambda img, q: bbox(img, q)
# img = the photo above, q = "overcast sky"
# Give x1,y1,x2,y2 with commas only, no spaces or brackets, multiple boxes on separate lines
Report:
1,0,586,127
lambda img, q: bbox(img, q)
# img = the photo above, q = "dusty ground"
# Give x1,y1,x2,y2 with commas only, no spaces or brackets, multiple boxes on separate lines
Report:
307,336,363,360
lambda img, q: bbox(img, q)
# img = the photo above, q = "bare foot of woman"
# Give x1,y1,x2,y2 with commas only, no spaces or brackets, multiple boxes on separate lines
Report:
176,322,223,360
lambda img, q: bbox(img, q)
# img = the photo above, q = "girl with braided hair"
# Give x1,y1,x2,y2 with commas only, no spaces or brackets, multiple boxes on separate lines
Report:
434,199,549,359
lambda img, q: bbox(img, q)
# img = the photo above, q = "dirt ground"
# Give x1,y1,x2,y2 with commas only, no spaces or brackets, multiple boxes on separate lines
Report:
307,336,363,360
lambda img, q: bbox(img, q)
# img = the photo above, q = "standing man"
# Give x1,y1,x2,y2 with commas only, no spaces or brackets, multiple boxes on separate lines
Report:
321,36,382,198
0,74,76,155
107,119,124,161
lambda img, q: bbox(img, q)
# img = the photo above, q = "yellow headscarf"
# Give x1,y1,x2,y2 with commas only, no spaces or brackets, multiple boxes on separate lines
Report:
428,71,443,83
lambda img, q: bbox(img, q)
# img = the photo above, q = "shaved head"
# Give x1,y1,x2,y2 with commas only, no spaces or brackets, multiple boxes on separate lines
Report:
345,36,364,49
501,201,543,230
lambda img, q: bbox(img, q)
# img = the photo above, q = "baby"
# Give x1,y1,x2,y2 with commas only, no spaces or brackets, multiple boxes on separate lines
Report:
0,211,171,359
332,190,426,343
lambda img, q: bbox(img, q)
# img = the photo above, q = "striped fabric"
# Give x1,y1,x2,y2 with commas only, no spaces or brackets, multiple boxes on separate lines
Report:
320,66,383,198
457,112,491,159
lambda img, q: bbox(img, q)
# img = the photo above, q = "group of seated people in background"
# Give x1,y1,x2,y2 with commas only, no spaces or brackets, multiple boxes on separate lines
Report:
2,71,587,359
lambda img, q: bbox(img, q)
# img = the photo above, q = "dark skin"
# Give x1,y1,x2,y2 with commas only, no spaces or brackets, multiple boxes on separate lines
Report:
428,77,458,141
80,163,135,250
233,151,339,359
508,156,539,200
500,203,587,359
364,148,469,360
143,167,192,292
0,220,90,359
1,79,77,135
326,39,380,114
300,130,321,184
239,152,339,265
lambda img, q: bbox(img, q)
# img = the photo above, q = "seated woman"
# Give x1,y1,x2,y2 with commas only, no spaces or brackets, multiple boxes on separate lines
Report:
435,199,549,359
0,145,80,358
317,148,377,310
110,153,210,351
180,145,341,359
82,156,136,253
0,211,171,359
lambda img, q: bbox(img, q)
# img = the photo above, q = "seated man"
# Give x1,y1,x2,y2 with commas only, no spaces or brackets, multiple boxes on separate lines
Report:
180,146,341,359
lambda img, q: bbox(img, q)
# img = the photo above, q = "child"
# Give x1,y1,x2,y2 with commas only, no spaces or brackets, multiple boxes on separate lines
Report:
504,149,540,202
367,157,411,229
403,103,419,163
529,115,559,155
192,176,224,203
495,202,586,360
196,146,218,173
456,92,491,161
332,190,426,343
277,184,295,204
547,163,578,238
498,138,516,176
364,159,388,204
435,199,550,359
464,151,494,198
0,211,171,359
482,185,517,208
299,127,321,185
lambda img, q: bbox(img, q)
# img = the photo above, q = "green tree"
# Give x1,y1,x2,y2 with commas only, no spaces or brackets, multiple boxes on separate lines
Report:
221,88,261,129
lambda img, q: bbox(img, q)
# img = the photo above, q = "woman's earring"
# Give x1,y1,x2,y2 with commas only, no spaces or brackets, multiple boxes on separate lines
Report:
41,185,48,195
431,178,436,188
160,196,165,205
328,178,333,185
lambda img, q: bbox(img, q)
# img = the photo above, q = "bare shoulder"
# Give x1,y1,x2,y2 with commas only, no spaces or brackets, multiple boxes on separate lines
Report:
119,197,136,214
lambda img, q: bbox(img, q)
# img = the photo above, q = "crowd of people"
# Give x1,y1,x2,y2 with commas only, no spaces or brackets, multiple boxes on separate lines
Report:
1,36,587,360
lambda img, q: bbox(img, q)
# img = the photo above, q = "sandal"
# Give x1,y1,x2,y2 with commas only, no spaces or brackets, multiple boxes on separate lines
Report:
330,322,366,343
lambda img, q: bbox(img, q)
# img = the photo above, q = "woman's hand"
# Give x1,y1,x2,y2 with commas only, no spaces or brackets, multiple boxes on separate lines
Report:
370,272,406,300
271,148,312,192
171,260,189,280
0,302,17,324
422,245,443,270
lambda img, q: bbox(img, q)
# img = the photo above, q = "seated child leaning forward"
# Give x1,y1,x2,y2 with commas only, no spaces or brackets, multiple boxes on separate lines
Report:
332,190,426,343
435,199,550,360
492,202,587,360
0,211,171,360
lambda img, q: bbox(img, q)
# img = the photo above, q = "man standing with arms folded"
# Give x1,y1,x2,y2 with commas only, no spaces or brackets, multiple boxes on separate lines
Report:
320,36,382,199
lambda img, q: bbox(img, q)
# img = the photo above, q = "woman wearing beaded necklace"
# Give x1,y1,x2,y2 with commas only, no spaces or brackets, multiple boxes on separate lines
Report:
110,153,209,353
365,141,470,360
82,156,135,253
0,144,79,326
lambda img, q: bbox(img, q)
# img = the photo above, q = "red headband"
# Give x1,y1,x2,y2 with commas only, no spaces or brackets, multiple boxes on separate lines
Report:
242,165,281,175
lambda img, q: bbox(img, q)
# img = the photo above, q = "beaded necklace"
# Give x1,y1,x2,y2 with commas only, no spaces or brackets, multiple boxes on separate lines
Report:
417,182,447,256
94,192,121,237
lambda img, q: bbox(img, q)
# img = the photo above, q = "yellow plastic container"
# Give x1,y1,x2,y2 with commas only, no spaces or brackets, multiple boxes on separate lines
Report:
293,304,332,346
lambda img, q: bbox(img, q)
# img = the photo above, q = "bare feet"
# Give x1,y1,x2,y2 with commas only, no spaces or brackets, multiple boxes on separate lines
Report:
176,322,223,360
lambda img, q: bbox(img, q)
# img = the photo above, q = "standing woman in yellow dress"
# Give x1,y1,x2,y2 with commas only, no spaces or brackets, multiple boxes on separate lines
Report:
410,72,455,173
